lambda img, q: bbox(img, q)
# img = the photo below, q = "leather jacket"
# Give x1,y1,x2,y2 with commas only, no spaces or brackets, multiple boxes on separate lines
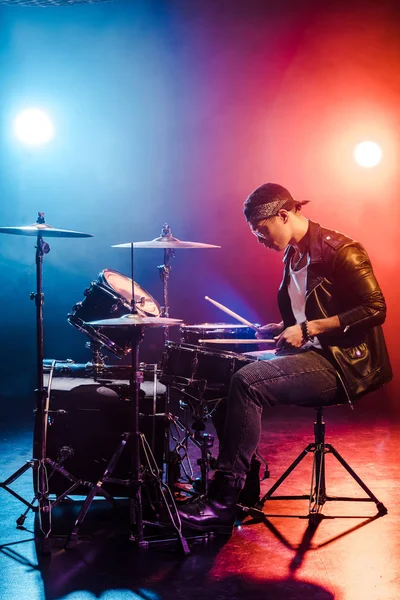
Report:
277,220,392,400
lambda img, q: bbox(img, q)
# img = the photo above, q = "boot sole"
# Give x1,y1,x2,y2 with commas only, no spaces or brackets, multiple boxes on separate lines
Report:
181,521,234,536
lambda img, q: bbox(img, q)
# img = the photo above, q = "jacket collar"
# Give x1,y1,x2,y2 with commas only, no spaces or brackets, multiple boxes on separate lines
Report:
282,219,323,266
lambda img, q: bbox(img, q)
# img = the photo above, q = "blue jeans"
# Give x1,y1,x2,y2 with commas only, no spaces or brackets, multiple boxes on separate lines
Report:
215,349,346,485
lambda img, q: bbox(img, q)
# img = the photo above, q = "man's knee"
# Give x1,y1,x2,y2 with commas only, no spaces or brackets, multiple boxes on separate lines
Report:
230,368,249,390
229,367,262,406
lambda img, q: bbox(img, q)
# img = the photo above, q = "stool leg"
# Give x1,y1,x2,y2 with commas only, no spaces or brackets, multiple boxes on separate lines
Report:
256,445,313,510
309,408,327,514
326,444,387,515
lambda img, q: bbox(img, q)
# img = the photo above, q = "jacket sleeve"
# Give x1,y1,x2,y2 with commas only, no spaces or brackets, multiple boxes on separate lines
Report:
333,243,387,332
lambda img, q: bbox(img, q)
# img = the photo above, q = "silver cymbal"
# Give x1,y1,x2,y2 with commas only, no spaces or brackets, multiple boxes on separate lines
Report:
0,223,93,238
112,235,220,249
88,314,182,327
198,338,274,344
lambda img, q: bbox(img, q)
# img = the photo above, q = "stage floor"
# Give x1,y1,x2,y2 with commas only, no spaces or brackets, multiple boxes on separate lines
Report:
0,401,399,600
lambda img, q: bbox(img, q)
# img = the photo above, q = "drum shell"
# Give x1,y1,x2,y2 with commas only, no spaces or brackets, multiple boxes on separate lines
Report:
160,342,255,391
36,376,166,497
68,280,131,356
67,269,161,357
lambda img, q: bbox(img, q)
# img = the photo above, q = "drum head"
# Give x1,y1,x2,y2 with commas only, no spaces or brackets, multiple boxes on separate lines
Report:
102,269,160,317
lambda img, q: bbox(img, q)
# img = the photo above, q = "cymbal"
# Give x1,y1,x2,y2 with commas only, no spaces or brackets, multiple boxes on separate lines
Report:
88,314,182,327
0,223,93,238
112,235,220,249
198,338,274,344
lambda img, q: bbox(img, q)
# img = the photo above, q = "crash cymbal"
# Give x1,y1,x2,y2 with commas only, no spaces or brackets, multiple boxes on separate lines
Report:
0,223,93,238
88,314,182,327
112,235,220,249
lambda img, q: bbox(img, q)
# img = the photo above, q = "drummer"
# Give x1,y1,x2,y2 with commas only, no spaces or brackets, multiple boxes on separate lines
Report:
178,182,392,535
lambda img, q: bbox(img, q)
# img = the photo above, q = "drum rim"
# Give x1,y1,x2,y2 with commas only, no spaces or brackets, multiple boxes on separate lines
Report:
164,341,257,361
100,268,161,317
181,322,253,330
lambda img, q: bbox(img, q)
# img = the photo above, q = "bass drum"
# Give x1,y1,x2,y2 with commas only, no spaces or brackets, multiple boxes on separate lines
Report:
42,360,166,413
68,269,161,358
36,363,166,497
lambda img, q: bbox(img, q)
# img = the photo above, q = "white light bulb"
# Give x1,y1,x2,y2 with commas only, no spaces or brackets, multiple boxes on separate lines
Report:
354,141,382,168
14,108,54,146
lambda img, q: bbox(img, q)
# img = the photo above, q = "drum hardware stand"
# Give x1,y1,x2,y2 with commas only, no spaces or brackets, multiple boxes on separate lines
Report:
66,246,190,554
157,223,175,324
0,215,94,554
164,381,218,496
12,444,115,531
166,409,217,493
65,327,189,554
87,341,107,371
187,379,214,495
156,223,176,485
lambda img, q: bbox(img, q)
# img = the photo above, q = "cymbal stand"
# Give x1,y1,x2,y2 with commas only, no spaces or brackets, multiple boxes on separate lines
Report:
156,224,176,484
157,223,175,326
0,213,97,554
66,245,189,553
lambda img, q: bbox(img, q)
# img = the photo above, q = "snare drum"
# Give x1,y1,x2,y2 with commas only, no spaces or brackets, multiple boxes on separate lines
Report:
180,323,258,353
68,269,160,357
160,342,257,391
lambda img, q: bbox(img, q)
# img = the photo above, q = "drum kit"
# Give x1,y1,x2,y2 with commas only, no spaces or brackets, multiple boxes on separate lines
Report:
0,213,273,554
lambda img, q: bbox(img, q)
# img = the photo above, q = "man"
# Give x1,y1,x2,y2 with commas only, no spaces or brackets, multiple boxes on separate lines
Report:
177,182,392,535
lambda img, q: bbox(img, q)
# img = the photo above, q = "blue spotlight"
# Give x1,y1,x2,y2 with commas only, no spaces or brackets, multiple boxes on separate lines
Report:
14,108,54,146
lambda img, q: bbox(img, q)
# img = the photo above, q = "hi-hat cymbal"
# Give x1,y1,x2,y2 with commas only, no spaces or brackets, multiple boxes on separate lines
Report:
0,223,93,238
112,235,220,249
88,314,182,327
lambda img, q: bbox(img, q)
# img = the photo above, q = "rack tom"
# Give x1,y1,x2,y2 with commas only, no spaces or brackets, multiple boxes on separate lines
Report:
68,269,160,357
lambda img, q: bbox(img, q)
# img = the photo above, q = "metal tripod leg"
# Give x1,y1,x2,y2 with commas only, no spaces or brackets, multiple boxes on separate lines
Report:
139,433,190,554
309,407,326,514
66,433,129,549
325,444,387,515
247,445,313,519
0,461,37,510
65,431,191,553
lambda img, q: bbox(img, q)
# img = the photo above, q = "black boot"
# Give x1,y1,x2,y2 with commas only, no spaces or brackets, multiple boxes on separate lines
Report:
178,471,242,535
237,456,261,508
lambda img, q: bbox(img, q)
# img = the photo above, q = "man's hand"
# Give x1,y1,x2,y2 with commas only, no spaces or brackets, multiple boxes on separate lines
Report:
255,322,284,339
275,324,304,353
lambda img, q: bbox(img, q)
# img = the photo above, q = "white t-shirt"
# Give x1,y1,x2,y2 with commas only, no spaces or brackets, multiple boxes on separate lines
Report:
287,256,322,350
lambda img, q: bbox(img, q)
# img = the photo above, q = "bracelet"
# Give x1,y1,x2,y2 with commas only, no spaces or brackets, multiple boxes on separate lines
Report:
300,320,313,343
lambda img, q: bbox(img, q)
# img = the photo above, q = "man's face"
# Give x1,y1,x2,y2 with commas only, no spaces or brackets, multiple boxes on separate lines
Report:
249,213,291,251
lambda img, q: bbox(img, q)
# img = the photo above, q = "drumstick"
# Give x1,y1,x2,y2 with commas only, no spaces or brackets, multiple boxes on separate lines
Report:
205,296,260,332
198,338,275,344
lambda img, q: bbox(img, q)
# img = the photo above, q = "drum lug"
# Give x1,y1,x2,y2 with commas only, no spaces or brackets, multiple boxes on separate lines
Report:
110,300,123,313
83,284,95,297
136,371,144,384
